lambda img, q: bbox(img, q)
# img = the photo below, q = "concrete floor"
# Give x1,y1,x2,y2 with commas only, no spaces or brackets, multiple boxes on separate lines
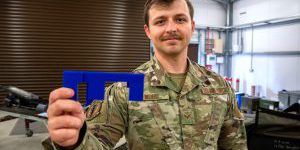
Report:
0,112,48,150
0,111,127,150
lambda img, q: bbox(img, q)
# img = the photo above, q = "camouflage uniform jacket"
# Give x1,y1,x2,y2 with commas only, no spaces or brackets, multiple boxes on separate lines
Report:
42,57,247,150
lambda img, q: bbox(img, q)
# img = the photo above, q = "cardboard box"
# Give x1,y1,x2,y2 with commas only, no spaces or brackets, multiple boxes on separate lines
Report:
214,39,223,54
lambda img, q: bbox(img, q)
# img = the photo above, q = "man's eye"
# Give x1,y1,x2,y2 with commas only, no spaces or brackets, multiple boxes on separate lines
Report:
155,20,165,25
177,18,186,23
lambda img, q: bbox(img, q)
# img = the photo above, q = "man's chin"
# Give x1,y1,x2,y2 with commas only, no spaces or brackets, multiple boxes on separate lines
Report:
161,49,183,56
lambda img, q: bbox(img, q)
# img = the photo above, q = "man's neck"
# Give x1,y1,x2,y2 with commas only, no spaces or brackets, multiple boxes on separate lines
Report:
155,52,188,74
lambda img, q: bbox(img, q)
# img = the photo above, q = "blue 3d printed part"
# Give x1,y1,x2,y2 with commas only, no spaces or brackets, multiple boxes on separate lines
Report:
63,71,144,105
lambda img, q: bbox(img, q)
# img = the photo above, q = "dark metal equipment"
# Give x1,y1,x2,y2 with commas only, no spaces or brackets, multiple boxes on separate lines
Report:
240,96,261,113
278,90,300,110
0,85,48,113
247,107,300,150
0,85,48,137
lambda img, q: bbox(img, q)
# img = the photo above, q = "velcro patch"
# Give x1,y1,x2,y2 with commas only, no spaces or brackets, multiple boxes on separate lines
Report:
201,87,228,95
86,101,103,120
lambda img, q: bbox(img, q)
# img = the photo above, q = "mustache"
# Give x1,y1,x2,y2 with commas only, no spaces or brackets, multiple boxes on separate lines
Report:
160,33,182,41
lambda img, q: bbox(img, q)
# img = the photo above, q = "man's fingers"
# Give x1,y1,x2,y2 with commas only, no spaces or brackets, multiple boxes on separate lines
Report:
57,136,79,148
47,100,83,117
48,115,83,130
49,128,79,146
49,87,74,105
47,87,85,147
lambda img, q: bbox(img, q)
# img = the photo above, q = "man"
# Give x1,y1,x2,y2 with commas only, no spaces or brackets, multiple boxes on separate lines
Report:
43,0,247,149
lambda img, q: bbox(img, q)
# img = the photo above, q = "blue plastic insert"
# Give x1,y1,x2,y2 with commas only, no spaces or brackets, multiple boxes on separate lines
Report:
63,71,144,105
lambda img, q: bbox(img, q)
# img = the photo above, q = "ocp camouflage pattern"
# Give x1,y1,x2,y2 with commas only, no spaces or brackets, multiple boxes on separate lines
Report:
42,56,247,150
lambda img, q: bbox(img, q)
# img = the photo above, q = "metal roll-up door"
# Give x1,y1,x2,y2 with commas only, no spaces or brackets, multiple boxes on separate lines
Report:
0,0,149,105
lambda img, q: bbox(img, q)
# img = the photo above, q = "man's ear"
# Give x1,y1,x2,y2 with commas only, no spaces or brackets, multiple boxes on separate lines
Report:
191,20,195,32
144,24,151,40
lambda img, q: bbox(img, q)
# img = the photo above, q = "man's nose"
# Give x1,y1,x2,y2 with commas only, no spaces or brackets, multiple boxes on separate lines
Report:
166,21,178,33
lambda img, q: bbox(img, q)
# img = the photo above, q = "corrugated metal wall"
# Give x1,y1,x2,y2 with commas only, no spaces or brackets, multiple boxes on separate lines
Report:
0,0,149,104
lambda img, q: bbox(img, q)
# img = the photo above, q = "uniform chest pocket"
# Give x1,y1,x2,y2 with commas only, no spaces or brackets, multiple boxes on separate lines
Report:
190,88,229,146
128,101,170,149
129,101,160,135
204,95,228,145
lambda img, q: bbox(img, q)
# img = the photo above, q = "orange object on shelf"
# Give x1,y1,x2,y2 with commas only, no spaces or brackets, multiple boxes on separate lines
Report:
236,78,240,92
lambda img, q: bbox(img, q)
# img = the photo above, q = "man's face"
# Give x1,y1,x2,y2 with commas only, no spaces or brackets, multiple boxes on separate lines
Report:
144,0,195,57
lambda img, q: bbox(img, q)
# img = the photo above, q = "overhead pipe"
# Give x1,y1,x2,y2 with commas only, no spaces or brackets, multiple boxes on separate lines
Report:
196,15,300,31
249,26,254,72
230,15,300,30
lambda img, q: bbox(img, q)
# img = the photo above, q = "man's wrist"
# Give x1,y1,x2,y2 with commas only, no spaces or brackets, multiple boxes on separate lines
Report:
54,122,87,150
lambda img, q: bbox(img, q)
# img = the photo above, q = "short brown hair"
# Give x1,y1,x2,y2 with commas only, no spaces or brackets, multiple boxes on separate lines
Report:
144,0,194,26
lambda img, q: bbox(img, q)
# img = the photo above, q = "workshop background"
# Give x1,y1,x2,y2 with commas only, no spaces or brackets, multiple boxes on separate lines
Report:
0,0,299,150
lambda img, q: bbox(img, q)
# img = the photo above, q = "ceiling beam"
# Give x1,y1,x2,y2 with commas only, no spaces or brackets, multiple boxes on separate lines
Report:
210,0,227,9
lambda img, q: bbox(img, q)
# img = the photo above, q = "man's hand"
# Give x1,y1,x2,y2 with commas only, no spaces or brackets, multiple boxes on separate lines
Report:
47,87,85,147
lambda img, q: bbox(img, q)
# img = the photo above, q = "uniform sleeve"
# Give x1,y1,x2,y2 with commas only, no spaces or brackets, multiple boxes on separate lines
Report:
42,83,128,150
218,83,248,150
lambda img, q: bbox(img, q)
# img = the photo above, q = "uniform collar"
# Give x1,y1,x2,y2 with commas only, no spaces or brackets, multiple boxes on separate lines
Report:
148,56,202,94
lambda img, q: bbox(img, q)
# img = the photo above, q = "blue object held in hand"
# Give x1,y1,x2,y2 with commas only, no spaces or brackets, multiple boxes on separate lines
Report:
63,71,144,106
